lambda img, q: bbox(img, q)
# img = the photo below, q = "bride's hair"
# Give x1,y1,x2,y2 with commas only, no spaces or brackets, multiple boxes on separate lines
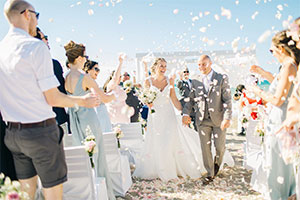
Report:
150,58,167,75
272,30,300,66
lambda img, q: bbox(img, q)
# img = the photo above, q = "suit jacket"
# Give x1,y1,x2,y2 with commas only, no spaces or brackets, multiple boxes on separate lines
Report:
182,71,232,127
177,79,192,100
125,89,142,123
52,59,69,125
177,79,195,117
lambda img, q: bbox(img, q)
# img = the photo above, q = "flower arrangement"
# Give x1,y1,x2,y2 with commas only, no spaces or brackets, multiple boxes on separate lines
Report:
113,125,124,148
83,126,97,168
138,87,158,113
141,119,147,135
0,173,30,200
255,121,265,144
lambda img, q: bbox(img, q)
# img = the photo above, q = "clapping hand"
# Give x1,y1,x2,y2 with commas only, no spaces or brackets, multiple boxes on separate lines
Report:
169,74,176,86
82,92,101,108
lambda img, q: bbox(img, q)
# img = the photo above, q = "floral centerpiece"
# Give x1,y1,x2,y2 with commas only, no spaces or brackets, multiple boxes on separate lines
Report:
83,126,97,168
0,173,30,200
113,125,124,148
138,87,158,113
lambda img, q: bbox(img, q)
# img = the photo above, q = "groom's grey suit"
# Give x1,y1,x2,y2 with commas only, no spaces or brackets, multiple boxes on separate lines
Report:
182,70,232,177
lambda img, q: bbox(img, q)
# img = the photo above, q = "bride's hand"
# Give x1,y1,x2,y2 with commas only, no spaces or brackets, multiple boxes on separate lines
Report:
169,74,176,86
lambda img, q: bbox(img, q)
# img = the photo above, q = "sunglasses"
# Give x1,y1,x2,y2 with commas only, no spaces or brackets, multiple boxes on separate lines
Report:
269,49,274,54
20,9,39,20
183,71,189,73
83,55,89,59
94,67,100,72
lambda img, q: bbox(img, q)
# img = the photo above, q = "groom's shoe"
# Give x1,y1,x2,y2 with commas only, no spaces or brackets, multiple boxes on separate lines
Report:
202,176,214,185
214,163,220,177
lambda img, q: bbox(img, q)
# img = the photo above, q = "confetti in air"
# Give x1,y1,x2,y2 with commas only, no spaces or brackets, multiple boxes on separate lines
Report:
173,9,179,15
257,30,271,43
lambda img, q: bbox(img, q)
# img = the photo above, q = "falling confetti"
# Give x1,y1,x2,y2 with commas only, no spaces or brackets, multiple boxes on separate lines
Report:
88,9,94,15
221,7,232,20
257,30,271,43
204,11,210,16
56,37,62,43
199,27,207,33
48,18,54,23
214,14,220,21
277,176,284,184
251,11,259,20
173,9,179,15
89,1,95,6
232,37,240,53
118,15,123,24
277,4,283,11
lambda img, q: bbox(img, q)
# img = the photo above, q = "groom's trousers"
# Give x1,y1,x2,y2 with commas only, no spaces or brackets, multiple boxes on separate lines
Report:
197,119,226,177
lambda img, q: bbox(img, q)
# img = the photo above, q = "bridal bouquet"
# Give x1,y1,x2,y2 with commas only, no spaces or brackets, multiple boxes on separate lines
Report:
139,87,158,113
0,173,30,200
113,125,124,148
83,126,97,168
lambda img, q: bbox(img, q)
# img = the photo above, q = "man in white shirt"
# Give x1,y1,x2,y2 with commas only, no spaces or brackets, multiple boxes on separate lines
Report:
0,1,100,199
182,55,232,185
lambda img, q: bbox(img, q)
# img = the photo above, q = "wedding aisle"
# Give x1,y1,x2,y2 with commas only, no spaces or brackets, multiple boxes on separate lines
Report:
117,132,264,200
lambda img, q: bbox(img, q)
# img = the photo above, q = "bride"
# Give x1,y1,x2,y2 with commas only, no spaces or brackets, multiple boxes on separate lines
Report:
134,58,212,181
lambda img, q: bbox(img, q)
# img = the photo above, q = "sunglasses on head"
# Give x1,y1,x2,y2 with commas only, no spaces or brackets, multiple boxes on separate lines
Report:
94,67,100,72
20,9,39,20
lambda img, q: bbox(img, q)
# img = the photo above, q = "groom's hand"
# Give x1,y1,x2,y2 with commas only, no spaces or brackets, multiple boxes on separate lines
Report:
220,119,231,131
182,115,191,126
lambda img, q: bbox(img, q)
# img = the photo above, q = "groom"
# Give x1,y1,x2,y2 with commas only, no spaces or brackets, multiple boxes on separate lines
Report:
182,55,232,184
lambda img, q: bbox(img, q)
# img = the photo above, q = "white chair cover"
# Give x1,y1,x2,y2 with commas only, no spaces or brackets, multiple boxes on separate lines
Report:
114,122,144,164
243,120,262,170
102,132,132,197
63,146,108,200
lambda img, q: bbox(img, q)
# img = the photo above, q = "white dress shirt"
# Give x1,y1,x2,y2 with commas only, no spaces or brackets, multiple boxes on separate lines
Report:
201,69,214,92
0,27,59,123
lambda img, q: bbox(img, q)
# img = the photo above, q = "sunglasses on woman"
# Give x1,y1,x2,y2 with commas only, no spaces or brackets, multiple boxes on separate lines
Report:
94,67,100,72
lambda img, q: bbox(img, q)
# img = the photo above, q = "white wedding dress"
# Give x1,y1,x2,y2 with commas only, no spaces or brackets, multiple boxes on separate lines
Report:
133,78,234,181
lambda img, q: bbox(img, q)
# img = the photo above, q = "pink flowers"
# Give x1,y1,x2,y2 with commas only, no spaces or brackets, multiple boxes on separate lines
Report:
6,192,19,200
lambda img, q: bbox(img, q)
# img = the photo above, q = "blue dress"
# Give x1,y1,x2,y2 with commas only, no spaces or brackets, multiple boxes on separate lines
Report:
252,65,296,199
67,74,116,200
95,103,112,132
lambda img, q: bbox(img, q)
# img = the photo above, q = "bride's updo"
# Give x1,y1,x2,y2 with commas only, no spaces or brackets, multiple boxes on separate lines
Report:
150,58,167,75
64,40,85,65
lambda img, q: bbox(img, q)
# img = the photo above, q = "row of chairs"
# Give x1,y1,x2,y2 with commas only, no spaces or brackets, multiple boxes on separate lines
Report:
62,122,145,200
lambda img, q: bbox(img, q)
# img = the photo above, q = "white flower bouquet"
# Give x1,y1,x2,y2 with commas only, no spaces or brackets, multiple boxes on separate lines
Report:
0,173,30,200
139,87,158,113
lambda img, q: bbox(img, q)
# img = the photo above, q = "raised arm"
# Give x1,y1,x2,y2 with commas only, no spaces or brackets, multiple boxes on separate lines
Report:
83,74,116,103
107,55,124,92
169,75,182,111
248,63,297,107
250,65,274,83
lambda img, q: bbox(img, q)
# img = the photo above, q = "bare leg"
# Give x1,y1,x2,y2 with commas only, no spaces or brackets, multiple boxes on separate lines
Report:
19,175,38,200
43,184,63,200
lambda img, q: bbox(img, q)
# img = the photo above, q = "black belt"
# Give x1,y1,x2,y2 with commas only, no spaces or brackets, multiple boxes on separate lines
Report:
7,118,56,129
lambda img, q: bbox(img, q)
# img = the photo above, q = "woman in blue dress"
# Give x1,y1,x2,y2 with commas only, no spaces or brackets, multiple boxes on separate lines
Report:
83,60,113,132
64,41,116,200
248,30,299,199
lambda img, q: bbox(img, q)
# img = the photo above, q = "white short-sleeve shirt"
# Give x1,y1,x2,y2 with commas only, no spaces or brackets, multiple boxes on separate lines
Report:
0,27,59,123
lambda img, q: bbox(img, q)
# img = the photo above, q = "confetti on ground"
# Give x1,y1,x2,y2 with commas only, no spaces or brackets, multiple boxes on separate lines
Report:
117,132,264,200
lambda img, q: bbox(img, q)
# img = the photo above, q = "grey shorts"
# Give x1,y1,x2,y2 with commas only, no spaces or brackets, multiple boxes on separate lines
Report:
4,122,67,188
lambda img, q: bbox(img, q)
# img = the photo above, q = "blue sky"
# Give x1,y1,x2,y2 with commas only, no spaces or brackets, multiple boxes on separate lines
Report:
0,0,299,82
